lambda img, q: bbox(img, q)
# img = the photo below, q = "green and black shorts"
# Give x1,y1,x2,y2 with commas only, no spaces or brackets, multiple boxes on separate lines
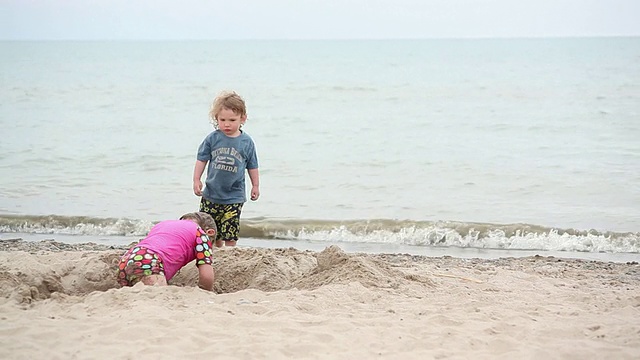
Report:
199,198,243,241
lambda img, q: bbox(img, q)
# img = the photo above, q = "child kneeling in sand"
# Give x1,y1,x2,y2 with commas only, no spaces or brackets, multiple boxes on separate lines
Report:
117,212,217,291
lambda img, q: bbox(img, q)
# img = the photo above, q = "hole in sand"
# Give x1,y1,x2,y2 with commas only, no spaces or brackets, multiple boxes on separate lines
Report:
0,242,435,304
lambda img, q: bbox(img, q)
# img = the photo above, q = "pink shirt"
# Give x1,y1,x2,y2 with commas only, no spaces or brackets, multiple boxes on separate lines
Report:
138,220,212,281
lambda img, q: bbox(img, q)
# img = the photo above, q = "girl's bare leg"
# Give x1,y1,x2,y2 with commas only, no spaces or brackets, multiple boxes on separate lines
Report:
140,275,168,286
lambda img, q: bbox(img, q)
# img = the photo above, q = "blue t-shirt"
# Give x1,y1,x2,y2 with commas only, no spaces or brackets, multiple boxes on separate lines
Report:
197,130,259,204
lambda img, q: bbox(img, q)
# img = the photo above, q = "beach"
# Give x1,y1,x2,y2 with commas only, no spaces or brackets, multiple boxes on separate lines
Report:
0,240,638,359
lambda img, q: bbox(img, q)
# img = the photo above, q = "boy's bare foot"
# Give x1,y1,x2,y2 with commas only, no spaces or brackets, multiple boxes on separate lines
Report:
215,240,237,248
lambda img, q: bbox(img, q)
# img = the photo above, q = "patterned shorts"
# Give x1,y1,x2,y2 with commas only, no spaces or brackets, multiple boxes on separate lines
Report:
117,246,165,287
199,198,243,241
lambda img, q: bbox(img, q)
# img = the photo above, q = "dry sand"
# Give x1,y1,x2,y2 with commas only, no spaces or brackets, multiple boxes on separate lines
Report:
0,239,639,359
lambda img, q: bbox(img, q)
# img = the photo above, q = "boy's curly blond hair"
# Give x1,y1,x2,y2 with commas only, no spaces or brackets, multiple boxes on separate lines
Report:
209,91,247,128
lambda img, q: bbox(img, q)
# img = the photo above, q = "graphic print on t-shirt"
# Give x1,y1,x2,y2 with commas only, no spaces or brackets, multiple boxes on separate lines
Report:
212,147,245,173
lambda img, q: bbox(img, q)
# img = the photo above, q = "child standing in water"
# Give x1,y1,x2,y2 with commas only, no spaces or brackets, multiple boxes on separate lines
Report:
192,90,260,248
117,212,217,291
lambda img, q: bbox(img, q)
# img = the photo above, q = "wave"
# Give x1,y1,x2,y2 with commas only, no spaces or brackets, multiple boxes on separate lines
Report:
1,214,638,254
0,214,155,237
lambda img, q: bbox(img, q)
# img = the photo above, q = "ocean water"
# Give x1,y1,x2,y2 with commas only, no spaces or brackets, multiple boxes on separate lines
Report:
1,38,639,261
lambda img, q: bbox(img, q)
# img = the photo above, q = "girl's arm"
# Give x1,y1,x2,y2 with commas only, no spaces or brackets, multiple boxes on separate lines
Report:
197,264,215,291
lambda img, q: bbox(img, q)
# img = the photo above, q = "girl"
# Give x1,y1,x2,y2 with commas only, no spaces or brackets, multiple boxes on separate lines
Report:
117,212,217,291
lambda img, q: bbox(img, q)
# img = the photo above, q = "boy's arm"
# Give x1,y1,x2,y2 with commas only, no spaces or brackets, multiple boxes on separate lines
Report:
193,160,207,196
248,168,260,201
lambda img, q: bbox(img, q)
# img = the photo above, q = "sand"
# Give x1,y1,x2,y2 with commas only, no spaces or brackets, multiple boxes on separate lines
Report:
0,239,639,360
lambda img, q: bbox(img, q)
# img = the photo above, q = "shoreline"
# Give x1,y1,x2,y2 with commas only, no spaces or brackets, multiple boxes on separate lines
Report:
2,233,639,264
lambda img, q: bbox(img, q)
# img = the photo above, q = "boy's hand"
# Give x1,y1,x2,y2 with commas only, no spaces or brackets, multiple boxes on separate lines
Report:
250,185,260,201
193,180,203,196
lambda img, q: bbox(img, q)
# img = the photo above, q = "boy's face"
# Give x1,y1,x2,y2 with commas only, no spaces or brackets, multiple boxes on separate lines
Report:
216,107,246,137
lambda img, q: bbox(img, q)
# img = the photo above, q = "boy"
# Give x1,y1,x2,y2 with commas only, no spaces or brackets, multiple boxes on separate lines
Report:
192,90,260,248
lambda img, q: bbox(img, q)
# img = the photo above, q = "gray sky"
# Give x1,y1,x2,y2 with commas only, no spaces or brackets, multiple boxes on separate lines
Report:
1,0,639,40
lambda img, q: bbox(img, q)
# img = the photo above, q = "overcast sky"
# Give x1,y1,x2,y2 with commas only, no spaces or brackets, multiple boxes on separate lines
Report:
1,0,639,40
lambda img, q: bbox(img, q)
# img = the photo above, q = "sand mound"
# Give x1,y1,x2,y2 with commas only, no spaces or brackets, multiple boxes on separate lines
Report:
170,245,434,292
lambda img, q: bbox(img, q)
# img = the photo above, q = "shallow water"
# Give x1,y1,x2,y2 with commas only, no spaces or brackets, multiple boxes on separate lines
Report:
1,38,639,256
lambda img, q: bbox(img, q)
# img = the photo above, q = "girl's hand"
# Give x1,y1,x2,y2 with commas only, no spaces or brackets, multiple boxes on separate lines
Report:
193,180,203,196
250,185,260,201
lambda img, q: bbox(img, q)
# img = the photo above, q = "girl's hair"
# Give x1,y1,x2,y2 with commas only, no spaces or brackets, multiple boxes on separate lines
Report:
209,91,247,128
179,212,217,232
